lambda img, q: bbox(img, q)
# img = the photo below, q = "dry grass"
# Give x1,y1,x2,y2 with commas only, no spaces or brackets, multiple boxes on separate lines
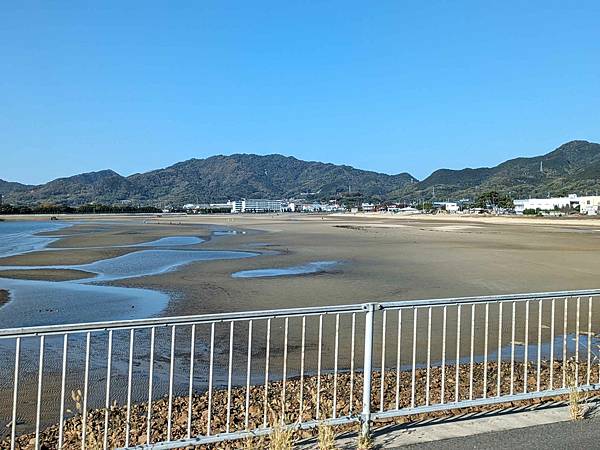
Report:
269,420,294,450
566,360,586,421
357,432,373,450
317,424,336,449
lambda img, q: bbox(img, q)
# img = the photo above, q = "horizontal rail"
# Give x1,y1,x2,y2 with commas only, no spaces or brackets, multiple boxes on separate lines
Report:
129,416,360,450
377,288,600,309
371,383,600,420
0,303,367,338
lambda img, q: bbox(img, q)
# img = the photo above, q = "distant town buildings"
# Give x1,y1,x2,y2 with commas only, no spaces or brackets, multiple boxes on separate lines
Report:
514,194,600,215
178,193,600,217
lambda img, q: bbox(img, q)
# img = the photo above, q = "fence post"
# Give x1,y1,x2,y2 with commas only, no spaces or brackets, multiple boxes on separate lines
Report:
361,302,376,438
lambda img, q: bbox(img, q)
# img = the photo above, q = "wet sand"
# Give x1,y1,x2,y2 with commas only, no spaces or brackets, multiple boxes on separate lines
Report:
0,247,139,266
0,268,93,281
111,214,600,315
0,290,8,307
3,213,600,312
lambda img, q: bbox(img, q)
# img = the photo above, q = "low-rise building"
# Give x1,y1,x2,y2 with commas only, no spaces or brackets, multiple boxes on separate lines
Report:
513,194,600,215
361,202,375,212
433,202,460,213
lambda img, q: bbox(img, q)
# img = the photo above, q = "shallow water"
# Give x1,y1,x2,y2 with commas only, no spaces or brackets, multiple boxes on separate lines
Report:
0,277,169,328
130,235,204,247
0,223,259,327
232,260,338,278
0,221,70,257
82,249,257,281
0,249,258,282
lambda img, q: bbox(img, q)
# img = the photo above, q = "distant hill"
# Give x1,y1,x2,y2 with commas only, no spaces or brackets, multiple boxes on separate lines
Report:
393,140,600,201
1,154,416,206
2,141,599,206
0,179,31,196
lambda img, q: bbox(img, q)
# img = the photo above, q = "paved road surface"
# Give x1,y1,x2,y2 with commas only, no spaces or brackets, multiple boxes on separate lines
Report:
393,416,600,449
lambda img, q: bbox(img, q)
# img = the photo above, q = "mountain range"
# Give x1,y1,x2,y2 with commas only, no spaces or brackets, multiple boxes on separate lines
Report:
2,140,599,206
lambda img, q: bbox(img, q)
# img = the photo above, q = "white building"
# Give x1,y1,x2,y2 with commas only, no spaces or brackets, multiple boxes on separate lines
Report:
433,202,460,213
230,199,282,213
361,203,375,212
391,206,420,215
513,194,600,215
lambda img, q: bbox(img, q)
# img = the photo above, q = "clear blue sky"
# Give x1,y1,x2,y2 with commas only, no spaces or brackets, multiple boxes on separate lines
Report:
2,1,599,184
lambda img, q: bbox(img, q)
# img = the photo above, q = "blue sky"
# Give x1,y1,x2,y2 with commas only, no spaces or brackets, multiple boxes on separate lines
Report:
2,1,599,184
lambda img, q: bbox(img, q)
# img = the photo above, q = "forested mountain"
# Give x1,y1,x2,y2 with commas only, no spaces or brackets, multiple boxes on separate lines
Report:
393,140,600,201
1,154,416,206
2,141,599,206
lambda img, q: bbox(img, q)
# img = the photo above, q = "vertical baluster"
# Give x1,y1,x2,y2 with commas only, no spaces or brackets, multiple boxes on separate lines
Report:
299,316,306,419
207,323,215,435
563,297,568,388
35,335,45,450
167,326,176,441
263,318,272,428
81,332,91,450
316,315,323,419
281,317,289,423
350,313,356,414
575,297,581,385
497,302,503,397
395,309,403,409
125,329,135,446
455,304,461,403
587,297,593,386
380,310,387,412
510,302,516,395
226,321,235,432
441,306,447,404
58,335,68,449
332,314,340,418
537,300,542,392
245,320,253,431
426,307,432,406
523,301,530,393
10,337,20,450
469,304,475,401
187,324,196,439
146,327,155,444
550,299,555,390
483,303,489,399
103,330,113,450
411,307,418,408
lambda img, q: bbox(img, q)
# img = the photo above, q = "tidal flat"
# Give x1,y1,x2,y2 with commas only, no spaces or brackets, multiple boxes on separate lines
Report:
2,213,600,437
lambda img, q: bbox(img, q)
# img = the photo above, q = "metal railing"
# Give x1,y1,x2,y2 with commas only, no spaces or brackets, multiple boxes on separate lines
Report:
1,289,600,449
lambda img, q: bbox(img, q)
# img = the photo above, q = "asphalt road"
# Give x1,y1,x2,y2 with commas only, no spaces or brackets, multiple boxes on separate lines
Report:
393,417,600,449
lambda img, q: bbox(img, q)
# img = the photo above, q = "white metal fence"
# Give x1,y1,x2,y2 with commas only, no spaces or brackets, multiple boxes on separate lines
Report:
1,289,600,449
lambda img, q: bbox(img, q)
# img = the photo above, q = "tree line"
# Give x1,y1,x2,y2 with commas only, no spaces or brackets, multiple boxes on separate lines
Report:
0,203,162,215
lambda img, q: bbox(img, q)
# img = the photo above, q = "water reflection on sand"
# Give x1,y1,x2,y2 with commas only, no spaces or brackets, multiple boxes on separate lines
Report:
0,223,257,326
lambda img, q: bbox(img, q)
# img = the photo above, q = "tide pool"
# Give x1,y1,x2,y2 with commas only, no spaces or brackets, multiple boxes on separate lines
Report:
232,260,338,278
